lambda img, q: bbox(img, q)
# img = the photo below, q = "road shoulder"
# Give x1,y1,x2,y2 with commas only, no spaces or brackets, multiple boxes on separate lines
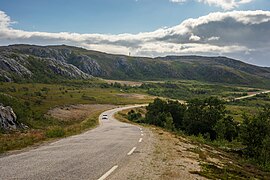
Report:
110,125,206,180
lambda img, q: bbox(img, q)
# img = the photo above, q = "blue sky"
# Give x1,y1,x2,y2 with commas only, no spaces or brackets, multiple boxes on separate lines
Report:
0,0,270,66
0,0,269,34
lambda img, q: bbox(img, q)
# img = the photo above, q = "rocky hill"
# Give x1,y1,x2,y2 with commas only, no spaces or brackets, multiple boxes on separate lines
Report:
1,44,270,87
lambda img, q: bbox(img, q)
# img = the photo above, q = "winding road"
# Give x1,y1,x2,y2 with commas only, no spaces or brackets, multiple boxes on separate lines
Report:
0,105,146,180
234,90,270,101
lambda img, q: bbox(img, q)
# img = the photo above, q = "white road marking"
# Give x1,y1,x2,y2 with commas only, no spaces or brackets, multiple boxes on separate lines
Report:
98,165,118,180
141,134,144,136
139,138,143,143
140,130,143,133
127,147,137,155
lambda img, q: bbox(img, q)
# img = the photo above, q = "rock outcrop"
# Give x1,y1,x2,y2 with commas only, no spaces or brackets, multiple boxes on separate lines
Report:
0,105,24,131
1,44,270,86
0,48,91,81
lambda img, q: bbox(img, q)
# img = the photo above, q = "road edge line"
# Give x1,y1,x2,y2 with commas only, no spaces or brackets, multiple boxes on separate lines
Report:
127,147,137,155
98,165,118,180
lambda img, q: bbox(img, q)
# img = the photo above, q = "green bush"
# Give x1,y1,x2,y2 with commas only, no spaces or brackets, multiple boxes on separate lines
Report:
81,94,96,101
240,105,270,167
145,98,186,130
183,97,227,140
127,110,142,122
145,97,239,141
214,116,239,141
45,126,65,138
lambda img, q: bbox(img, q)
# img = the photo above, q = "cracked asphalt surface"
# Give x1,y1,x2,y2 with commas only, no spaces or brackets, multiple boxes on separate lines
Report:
0,105,146,180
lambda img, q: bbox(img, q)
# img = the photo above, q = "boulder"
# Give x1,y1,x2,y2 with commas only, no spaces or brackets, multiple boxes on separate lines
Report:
0,105,24,131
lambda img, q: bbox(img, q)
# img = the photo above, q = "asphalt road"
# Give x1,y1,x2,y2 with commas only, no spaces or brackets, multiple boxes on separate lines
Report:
0,105,146,180
234,90,270,100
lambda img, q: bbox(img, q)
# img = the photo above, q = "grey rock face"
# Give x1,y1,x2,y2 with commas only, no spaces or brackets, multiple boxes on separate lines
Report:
46,58,92,79
0,54,32,81
68,55,105,76
7,46,72,62
0,105,24,131
0,46,92,81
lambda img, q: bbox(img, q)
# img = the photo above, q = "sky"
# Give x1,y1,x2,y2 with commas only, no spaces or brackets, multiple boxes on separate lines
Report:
0,0,270,66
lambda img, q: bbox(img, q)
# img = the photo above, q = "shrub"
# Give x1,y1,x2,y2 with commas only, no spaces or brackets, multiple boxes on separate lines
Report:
214,116,239,141
127,110,142,122
240,105,270,166
45,126,65,138
81,94,96,101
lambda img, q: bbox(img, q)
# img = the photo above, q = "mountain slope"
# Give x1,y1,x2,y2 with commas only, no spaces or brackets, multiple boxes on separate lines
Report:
0,45,91,82
0,44,270,87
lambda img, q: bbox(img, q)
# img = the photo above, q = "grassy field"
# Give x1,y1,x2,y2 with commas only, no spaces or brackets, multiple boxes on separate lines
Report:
0,80,154,154
0,79,269,154
226,92,270,122
139,80,263,101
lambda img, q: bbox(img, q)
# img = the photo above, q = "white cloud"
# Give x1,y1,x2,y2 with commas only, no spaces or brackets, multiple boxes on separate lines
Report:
171,0,253,10
208,36,220,41
1,10,270,65
198,0,253,10
170,0,187,3
0,11,12,29
189,34,201,41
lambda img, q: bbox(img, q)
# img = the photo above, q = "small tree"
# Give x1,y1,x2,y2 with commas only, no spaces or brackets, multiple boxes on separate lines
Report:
163,113,174,130
240,105,270,163
165,100,186,129
145,98,167,126
214,116,238,141
183,97,226,140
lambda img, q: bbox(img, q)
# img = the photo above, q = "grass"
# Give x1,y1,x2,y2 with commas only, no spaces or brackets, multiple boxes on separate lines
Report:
0,81,154,154
0,110,102,154
0,130,45,154
139,79,267,102
226,93,270,122
0,79,269,155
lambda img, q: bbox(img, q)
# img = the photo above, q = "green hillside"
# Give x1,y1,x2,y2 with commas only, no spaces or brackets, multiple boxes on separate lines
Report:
1,44,270,87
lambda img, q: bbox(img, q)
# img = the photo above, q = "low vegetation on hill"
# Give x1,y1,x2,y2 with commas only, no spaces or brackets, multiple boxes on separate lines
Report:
1,44,270,87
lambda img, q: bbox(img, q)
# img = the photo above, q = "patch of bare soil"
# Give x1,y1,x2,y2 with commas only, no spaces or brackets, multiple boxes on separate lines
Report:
104,79,143,87
115,93,150,100
47,104,116,121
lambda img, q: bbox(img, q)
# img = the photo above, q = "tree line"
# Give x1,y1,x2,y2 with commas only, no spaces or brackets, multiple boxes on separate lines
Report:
127,97,270,169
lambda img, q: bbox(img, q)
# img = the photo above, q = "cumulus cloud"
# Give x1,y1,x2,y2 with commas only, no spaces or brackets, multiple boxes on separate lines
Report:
171,0,253,10
198,0,253,10
208,36,220,41
0,10,270,66
189,34,201,41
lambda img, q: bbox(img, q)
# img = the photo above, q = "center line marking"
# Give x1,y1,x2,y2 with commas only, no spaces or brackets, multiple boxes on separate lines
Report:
127,147,136,155
141,134,144,136
139,138,143,142
98,165,118,180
